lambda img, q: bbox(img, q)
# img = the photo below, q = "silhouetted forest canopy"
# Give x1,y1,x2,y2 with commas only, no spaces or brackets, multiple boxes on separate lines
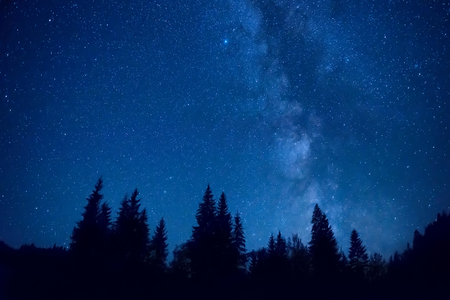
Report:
1,178,450,299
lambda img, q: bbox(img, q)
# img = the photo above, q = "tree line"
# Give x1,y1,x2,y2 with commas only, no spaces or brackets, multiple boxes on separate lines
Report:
1,177,450,299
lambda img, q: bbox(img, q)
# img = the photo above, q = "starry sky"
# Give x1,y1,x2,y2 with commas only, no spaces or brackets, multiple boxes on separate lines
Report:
1,0,449,258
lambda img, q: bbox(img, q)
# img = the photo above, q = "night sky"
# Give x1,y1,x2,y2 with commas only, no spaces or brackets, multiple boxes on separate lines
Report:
1,0,449,259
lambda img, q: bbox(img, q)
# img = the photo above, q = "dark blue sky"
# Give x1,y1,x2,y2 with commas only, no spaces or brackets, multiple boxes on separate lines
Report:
1,0,449,258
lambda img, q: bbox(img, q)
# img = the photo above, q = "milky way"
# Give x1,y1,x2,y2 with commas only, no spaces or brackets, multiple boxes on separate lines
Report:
1,0,449,258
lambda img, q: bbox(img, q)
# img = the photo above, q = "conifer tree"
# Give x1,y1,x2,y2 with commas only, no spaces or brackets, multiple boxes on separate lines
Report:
274,231,289,279
308,204,340,279
149,218,169,270
232,211,247,269
192,184,216,240
70,177,104,256
275,231,288,258
189,184,218,279
113,189,149,264
348,229,368,278
216,192,234,275
217,192,233,244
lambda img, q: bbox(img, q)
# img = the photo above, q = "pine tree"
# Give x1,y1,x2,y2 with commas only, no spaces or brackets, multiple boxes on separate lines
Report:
348,229,368,278
189,184,218,279
308,204,340,279
113,189,149,264
216,192,234,275
149,218,168,271
275,231,287,258
274,231,289,279
70,177,104,257
217,192,232,243
192,184,216,240
232,211,247,270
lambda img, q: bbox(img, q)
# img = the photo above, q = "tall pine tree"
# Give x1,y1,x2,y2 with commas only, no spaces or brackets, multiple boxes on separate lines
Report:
189,184,218,279
308,204,340,280
149,218,169,271
232,211,247,270
113,189,149,264
348,229,368,278
216,192,234,275
70,177,104,257
192,184,216,239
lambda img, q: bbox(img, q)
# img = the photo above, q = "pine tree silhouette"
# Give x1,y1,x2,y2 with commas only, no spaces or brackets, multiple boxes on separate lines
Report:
232,211,247,271
149,218,168,271
189,184,218,279
348,229,368,279
273,231,289,280
193,184,216,239
216,192,234,276
308,204,340,280
70,177,104,258
275,231,288,258
113,189,149,264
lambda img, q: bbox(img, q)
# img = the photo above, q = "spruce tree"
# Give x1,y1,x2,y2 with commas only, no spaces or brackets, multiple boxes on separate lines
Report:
112,194,130,262
348,229,368,278
70,177,104,257
216,192,234,275
308,204,340,279
149,218,169,271
113,189,149,264
217,192,233,243
189,184,218,279
232,211,247,270
192,184,216,241
275,231,287,258
274,231,289,279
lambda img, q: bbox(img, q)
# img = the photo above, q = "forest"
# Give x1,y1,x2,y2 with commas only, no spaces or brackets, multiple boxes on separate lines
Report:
1,177,450,299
